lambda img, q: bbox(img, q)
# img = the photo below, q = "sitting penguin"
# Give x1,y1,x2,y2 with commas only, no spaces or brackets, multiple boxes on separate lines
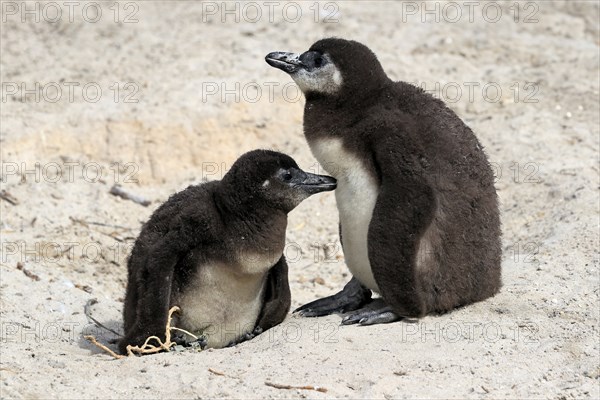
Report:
265,38,502,325
119,150,337,353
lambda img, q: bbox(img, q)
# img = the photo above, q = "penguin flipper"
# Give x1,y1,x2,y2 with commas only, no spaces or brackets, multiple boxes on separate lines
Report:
254,256,291,331
118,233,184,354
368,133,436,318
294,277,372,317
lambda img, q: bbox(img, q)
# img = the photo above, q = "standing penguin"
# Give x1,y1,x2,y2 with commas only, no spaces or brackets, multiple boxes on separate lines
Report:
119,150,337,353
265,38,501,325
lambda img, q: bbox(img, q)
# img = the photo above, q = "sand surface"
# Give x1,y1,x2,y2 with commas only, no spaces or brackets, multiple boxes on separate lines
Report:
1,1,599,399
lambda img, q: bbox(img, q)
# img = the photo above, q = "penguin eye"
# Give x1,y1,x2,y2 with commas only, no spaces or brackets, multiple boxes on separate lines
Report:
283,172,293,181
314,57,323,67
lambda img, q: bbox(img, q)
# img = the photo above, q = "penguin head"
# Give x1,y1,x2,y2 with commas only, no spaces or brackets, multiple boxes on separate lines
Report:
222,150,337,212
266,38,388,99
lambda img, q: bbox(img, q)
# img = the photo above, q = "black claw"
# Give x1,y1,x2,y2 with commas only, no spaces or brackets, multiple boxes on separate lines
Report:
293,304,308,313
293,303,321,314
190,337,208,350
228,334,252,347
172,332,207,349
172,332,188,346
342,306,401,326
294,309,308,316
341,309,375,325
340,314,362,325
227,325,265,347
298,306,348,318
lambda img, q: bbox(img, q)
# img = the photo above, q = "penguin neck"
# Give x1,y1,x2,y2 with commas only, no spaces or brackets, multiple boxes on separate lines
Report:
213,188,288,239
304,79,391,141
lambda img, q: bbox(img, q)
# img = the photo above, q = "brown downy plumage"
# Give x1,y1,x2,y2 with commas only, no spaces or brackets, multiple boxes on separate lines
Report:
120,150,336,353
266,38,501,323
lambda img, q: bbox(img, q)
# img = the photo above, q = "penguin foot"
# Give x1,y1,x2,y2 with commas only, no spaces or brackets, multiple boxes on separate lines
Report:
226,326,263,347
341,305,401,326
172,332,208,350
188,337,208,350
294,277,372,317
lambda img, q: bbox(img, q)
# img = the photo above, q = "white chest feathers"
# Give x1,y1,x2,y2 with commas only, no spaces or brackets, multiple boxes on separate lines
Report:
175,253,275,348
310,138,381,293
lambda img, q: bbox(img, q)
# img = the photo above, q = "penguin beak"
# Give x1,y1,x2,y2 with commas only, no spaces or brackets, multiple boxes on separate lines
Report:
296,172,337,195
265,52,302,74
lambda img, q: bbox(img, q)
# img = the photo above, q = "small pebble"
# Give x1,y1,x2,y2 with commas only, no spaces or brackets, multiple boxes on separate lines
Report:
312,277,326,285
62,280,75,288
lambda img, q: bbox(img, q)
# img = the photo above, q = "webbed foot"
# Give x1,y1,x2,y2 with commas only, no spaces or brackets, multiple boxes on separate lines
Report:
341,305,401,325
294,277,372,317
172,332,208,350
226,326,263,347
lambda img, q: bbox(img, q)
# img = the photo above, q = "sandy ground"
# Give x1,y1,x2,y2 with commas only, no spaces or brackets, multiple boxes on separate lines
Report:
1,1,599,399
